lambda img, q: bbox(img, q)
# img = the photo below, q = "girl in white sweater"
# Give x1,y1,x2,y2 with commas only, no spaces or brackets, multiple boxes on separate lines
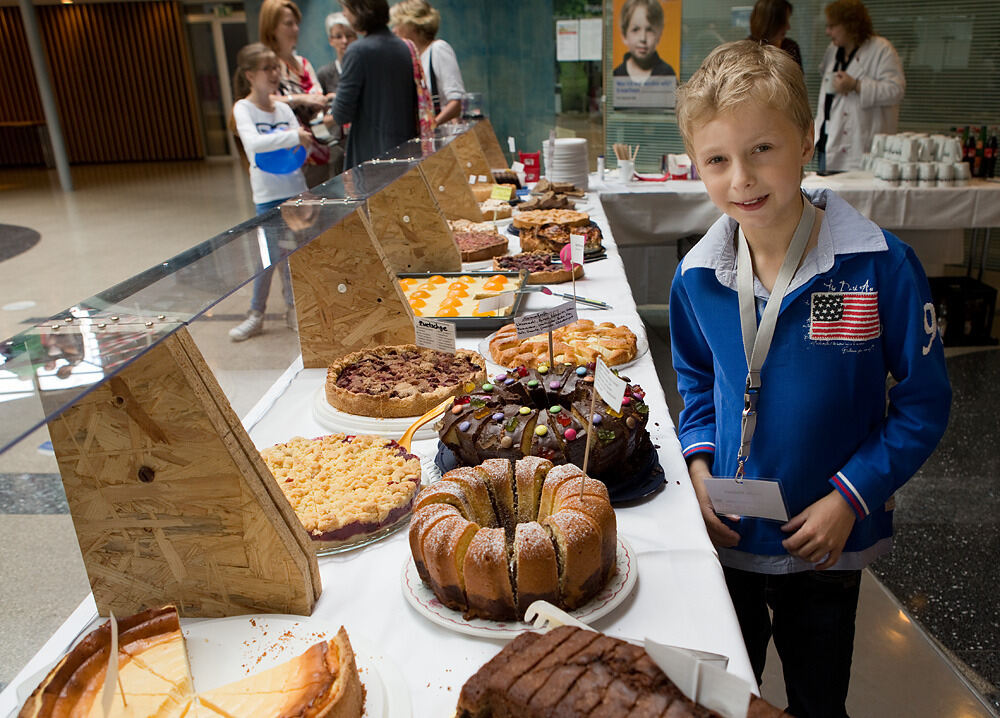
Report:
229,43,315,341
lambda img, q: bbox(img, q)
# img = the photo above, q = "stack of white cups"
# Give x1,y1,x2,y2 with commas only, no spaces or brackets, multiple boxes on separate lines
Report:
866,132,970,186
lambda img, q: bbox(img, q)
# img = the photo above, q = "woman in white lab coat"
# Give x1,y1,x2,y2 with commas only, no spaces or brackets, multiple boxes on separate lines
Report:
814,0,904,172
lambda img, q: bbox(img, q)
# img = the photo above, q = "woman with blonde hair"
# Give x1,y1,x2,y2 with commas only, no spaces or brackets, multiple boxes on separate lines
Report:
390,0,465,125
259,0,333,186
815,0,904,172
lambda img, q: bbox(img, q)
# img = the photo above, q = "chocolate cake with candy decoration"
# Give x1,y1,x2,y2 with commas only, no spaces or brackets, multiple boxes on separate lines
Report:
438,363,652,481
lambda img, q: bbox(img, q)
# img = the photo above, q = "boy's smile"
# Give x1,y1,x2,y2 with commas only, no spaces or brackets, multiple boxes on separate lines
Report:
691,104,813,247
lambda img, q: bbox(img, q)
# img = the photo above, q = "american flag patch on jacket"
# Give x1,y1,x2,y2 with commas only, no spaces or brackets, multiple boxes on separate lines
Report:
809,291,881,341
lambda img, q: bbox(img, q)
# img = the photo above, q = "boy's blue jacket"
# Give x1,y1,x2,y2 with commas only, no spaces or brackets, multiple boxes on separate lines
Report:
669,189,951,569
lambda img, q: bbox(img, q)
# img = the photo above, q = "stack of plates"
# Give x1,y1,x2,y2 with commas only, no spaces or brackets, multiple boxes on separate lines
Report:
542,137,589,190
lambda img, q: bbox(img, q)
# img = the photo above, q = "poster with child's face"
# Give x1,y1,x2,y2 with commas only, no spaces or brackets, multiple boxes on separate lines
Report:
612,0,681,108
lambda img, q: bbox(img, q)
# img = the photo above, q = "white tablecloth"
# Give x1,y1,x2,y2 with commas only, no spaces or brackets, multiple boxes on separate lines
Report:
597,172,1000,243
0,194,755,718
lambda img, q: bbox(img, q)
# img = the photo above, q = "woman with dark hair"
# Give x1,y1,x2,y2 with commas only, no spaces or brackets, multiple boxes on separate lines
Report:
331,0,417,168
748,0,801,69
815,0,904,172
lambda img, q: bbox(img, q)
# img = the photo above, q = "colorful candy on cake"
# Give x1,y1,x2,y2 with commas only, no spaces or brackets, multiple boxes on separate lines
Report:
438,363,651,480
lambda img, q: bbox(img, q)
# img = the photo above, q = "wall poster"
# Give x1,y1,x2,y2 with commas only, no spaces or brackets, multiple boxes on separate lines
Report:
611,0,681,109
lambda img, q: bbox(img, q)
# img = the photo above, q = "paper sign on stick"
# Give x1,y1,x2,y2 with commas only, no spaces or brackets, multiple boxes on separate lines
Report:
101,612,120,717
508,137,516,153
594,357,626,410
468,174,477,184
511,161,525,173
569,234,586,266
490,184,514,201
413,317,456,353
514,300,578,338
478,174,489,183
478,291,515,313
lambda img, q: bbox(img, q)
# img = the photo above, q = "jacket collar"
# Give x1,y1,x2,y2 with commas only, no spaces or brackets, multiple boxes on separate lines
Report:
681,188,887,297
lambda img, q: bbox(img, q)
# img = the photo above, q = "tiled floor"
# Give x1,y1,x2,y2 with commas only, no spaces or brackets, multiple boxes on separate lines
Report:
1,160,998,715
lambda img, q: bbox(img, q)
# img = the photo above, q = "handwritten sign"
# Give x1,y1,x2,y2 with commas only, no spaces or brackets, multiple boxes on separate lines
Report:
478,174,489,183
478,291,516,313
508,136,516,153
413,317,456,353
569,234,586,266
594,357,626,410
490,184,514,201
511,161,525,173
514,300,578,339
468,174,477,184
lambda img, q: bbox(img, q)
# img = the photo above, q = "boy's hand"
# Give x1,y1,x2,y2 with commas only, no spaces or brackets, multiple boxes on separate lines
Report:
781,490,856,569
297,128,318,150
688,457,741,548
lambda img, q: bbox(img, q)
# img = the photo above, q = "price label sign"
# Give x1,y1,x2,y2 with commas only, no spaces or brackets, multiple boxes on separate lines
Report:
468,174,477,184
514,300,578,339
478,174,489,183
569,234,586,266
508,136,516,153
478,291,515,313
511,161,525,173
413,317,456,353
594,357,626,410
490,184,514,201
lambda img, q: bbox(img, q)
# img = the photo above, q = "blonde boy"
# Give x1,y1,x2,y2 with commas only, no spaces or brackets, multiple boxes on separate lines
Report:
670,41,950,717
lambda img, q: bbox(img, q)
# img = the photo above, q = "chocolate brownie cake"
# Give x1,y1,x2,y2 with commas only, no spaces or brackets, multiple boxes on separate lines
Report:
457,626,789,717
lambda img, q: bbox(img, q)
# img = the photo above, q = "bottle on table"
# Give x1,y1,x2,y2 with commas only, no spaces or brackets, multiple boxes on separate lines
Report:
986,128,997,178
973,125,987,177
964,126,977,168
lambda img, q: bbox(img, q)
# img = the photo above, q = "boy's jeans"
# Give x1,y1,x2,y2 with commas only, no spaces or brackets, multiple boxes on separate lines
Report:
724,566,861,718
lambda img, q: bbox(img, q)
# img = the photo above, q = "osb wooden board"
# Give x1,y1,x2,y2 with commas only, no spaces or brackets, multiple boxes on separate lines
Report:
290,208,414,368
47,328,319,618
450,129,493,179
472,119,509,170
365,165,460,273
418,145,483,222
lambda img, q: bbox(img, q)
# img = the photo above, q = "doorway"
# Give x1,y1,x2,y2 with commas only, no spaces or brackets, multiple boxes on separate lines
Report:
185,11,248,158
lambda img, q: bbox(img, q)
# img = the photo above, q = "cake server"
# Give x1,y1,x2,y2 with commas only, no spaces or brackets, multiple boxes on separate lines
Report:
398,396,454,452
475,287,611,310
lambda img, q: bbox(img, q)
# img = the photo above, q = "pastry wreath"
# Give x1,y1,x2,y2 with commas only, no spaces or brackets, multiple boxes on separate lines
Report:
489,319,637,368
326,345,486,418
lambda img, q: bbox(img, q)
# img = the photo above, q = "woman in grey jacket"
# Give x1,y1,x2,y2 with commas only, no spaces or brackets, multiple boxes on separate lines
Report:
332,0,417,169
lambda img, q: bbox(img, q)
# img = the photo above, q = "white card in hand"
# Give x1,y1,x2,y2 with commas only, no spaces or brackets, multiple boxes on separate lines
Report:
703,477,788,521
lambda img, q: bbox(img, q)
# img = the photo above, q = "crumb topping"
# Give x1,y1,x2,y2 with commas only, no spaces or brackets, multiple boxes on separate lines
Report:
261,434,421,534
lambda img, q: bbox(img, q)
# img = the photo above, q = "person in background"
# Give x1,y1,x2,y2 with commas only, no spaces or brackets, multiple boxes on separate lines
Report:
815,0,904,173
316,12,357,175
259,0,334,188
389,0,465,126
229,43,314,342
748,0,802,69
332,0,417,169
612,0,675,82
672,40,949,716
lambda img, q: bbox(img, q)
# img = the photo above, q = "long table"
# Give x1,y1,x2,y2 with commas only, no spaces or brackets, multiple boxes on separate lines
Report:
0,190,754,718
600,172,1000,305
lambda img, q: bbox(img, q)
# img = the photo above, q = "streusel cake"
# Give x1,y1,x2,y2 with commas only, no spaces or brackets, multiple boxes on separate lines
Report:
262,434,422,553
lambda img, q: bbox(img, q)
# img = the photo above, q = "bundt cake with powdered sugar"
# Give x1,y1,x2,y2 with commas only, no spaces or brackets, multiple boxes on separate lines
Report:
409,458,616,621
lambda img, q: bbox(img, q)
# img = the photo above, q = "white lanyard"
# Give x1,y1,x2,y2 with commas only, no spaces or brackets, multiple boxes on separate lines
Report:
734,197,816,481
